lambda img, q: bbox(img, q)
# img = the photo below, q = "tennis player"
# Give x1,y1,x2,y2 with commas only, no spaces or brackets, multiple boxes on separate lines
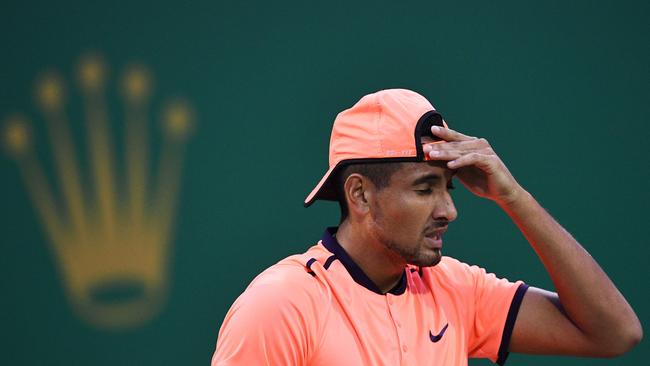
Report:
212,89,642,365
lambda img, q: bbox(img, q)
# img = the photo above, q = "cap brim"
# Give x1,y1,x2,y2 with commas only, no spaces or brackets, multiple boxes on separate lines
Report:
304,164,337,207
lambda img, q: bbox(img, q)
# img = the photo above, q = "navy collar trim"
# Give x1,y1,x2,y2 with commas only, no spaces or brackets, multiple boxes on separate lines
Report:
321,227,407,296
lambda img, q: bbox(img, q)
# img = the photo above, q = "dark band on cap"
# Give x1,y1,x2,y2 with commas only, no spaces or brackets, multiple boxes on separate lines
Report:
414,111,444,160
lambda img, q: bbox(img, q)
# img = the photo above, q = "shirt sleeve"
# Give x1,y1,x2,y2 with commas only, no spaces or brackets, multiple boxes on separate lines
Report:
212,265,321,366
464,264,528,365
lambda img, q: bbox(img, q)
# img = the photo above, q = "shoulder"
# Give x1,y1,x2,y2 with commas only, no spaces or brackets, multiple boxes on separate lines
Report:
217,252,329,341
429,256,506,277
423,256,519,293
238,254,327,312
214,252,328,364
227,243,335,317
424,256,479,284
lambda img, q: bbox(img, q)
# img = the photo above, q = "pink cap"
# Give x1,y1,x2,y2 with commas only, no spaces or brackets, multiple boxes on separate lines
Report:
304,89,446,207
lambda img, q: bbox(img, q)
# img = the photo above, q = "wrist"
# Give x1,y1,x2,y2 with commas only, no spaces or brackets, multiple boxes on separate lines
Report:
496,186,531,209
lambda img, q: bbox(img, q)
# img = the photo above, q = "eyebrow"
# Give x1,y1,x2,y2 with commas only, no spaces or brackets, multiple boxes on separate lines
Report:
411,173,442,186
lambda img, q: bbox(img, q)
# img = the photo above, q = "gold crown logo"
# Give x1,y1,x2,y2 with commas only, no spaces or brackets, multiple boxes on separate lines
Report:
3,53,193,330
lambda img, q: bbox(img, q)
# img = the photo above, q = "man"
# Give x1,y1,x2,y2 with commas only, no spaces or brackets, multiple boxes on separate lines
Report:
212,89,641,365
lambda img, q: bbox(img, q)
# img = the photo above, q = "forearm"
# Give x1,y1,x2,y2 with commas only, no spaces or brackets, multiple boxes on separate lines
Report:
423,125,642,354
499,188,642,350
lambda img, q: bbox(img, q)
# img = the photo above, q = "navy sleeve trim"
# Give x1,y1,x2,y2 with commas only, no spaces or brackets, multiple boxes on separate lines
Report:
496,283,529,366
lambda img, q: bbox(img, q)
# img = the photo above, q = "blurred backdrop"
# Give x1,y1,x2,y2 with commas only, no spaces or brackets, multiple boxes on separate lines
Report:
0,1,648,365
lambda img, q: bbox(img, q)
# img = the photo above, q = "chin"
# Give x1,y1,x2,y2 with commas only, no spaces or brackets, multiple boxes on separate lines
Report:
409,251,442,267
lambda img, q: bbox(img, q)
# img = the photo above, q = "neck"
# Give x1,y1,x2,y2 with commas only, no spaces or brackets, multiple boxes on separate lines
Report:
336,220,406,293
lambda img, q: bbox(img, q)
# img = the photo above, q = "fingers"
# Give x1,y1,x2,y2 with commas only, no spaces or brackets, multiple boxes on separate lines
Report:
423,138,492,159
447,152,497,172
430,125,475,142
423,126,487,157
422,126,497,169
426,147,493,163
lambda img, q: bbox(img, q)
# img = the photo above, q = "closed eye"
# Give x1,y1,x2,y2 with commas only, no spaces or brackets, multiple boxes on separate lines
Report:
415,183,454,195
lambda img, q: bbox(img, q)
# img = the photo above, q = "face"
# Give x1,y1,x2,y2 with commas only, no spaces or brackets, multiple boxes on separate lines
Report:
366,161,458,267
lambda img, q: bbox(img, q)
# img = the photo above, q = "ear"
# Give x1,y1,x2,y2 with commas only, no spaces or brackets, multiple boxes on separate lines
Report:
344,173,374,216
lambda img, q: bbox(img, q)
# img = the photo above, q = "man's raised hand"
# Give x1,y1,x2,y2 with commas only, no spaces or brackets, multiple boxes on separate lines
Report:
423,125,523,206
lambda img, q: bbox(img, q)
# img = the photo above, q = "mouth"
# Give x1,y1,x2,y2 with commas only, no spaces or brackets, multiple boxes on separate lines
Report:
424,227,447,249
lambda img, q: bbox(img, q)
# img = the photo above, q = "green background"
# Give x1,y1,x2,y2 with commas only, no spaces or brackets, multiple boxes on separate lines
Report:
1,0,648,364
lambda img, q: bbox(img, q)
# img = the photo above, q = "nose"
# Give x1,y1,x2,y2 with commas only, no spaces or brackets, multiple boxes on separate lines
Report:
433,190,458,222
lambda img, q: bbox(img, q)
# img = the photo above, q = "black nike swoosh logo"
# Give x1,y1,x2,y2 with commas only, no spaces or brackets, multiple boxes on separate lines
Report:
429,323,449,343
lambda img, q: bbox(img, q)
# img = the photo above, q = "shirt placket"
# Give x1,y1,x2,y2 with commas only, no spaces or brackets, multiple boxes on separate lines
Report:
386,293,408,365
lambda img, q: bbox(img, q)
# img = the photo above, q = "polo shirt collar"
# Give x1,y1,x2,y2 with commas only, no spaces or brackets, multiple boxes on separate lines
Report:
321,227,407,296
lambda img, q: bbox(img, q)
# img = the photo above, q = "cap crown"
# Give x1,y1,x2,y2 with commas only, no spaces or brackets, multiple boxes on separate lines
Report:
329,89,436,166
304,88,440,207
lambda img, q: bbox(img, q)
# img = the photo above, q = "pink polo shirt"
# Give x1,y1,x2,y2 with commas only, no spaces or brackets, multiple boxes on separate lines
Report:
213,227,527,365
